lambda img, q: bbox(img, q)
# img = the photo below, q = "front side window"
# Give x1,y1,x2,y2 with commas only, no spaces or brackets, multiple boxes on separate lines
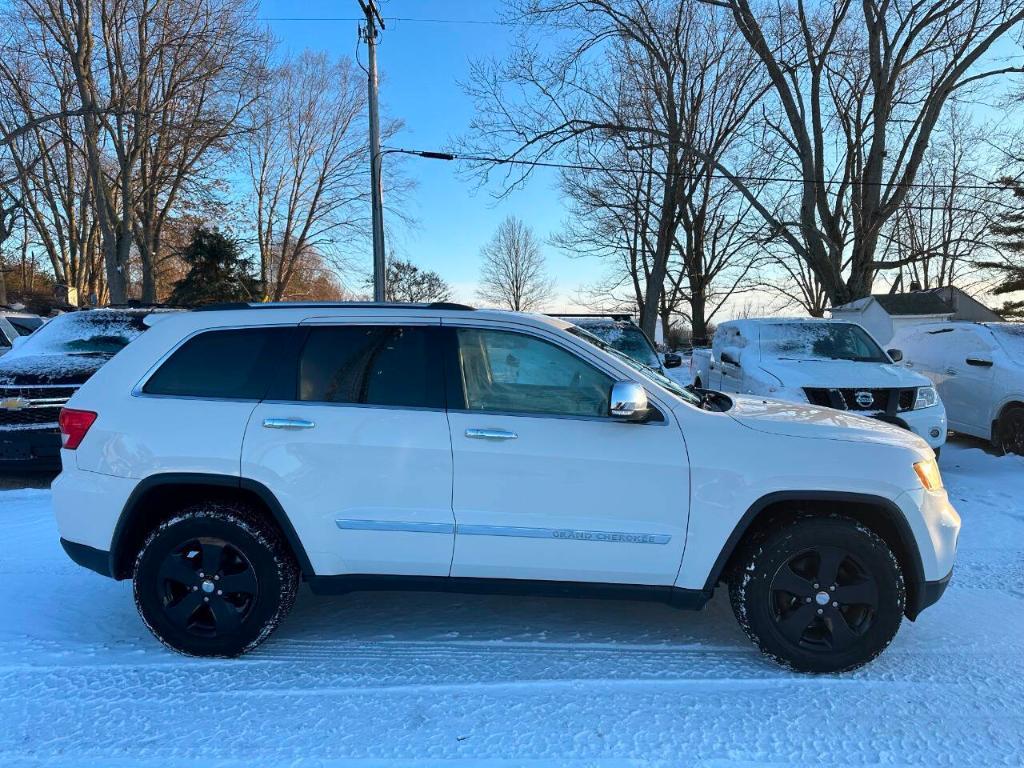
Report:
299,325,442,408
457,328,612,417
144,327,291,399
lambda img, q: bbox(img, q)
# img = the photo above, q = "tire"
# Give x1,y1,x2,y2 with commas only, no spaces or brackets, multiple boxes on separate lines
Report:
996,405,1024,456
133,503,299,657
728,516,904,674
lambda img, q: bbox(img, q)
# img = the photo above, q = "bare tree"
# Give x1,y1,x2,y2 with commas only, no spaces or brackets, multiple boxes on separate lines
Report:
127,0,269,302
478,216,553,311
879,109,1002,294
697,0,1024,307
464,0,768,336
364,254,451,303
247,52,370,301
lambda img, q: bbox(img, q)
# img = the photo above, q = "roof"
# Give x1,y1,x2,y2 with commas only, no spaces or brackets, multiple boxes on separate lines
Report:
834,293,954,317
871,293,953,316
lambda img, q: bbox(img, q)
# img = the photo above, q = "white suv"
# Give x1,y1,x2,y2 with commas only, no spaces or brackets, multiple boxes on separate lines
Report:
52,303,960,672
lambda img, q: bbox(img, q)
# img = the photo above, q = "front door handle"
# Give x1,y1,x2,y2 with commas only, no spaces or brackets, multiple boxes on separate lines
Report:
465,428,518,441
263,418,316,430
965,358,993,368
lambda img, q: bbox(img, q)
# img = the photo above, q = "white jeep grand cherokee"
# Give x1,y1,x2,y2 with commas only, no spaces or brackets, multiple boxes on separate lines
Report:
52,303,959,673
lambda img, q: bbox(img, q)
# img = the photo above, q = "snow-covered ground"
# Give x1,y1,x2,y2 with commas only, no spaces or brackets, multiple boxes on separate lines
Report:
2,440,1023,766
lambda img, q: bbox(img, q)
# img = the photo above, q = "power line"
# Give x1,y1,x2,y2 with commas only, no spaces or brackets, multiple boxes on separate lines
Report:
259,16,513,25
382,146,1015,193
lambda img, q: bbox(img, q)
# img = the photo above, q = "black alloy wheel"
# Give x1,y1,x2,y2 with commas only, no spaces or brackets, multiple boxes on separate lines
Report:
156,537,259,638
729,516,904,673
768,545,879,653
134,504,298,657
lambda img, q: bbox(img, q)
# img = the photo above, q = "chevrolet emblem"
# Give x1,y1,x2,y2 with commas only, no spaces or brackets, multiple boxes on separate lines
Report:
0,396,30,410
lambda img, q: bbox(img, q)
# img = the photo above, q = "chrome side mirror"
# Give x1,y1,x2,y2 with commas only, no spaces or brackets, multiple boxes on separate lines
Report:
609,380,649,421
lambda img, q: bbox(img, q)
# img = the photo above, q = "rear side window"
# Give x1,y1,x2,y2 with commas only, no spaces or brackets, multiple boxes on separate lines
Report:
299,325,442,408
144,327,292,399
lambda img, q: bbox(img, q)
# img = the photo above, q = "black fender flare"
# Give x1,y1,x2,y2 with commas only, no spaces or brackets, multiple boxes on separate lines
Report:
702,490,929,619
110,472,314,578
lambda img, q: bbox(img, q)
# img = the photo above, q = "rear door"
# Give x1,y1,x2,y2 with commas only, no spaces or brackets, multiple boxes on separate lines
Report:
241,319,455,577
443,322,690,585
939,327,996,433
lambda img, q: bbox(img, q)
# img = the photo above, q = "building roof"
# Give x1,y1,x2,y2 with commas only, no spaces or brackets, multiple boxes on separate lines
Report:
870,293,953,316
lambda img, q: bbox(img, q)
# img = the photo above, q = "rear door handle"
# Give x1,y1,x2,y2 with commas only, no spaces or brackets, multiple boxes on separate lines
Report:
263,418,316,430
965,358,993,368
465,428,518,440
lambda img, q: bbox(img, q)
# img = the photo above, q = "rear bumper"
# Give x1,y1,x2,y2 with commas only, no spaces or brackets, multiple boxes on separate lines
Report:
60,538,113,578
0,427,62,470
906,568,952,621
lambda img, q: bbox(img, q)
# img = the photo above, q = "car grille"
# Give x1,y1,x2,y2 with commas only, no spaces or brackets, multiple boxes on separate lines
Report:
0,385,78,430
803,387,916,413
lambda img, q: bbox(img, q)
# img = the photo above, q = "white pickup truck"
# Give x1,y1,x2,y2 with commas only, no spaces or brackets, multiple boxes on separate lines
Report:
690,318,947,451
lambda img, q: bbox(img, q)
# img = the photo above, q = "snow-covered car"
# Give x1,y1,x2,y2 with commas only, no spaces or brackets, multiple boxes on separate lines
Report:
554,314,682,375
52,303,959,673
890,321,1024,454
0,308,159,470
690,318,947,452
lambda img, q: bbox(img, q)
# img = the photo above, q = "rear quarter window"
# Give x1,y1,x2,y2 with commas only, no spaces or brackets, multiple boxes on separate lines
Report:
143,327,294,400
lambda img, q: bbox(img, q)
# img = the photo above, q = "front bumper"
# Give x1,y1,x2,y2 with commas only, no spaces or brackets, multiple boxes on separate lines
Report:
60,538,113,578
0,427,62,470
896,405,947,450
907,568,952,620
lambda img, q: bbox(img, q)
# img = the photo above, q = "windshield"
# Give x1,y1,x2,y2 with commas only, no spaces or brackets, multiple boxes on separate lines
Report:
760,322,889,363
565,319,661,368
12,311,148,356
565,325,701,406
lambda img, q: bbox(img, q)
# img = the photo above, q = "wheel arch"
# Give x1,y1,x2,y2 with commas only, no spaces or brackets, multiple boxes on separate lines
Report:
109,473,314,581
704,491,928,620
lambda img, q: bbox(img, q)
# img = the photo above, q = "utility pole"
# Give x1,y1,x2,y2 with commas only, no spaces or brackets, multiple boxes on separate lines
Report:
359,0,387,302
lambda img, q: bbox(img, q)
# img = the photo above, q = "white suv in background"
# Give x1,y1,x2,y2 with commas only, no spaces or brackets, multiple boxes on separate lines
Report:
891,321,1024,454
690,319,947,452
53,303,959,673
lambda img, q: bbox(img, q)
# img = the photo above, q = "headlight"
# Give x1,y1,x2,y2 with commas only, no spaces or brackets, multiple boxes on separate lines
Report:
914,385,938,410
914,458,943,491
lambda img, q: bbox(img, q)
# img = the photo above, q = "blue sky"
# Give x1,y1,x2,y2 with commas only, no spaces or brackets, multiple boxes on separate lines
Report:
259,0,591,308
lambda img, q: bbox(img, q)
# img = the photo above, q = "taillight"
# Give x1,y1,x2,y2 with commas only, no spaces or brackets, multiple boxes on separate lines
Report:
58,408,97,449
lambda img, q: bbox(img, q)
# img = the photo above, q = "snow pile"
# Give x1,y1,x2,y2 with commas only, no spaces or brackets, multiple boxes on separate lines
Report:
1,441,1022,765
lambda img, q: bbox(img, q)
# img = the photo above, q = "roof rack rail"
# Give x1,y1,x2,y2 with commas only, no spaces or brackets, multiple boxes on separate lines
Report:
193,300,476,312
548,312,633,321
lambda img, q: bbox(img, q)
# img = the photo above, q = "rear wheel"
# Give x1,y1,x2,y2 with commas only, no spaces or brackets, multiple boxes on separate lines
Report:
729,516,904,673
133,503,299,657
996,405,1024,456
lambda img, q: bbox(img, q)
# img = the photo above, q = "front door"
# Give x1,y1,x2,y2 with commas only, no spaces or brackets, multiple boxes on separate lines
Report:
444,324,690,586
241,321,455,577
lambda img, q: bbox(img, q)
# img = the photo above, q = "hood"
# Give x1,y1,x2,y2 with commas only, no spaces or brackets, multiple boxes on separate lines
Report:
727,394,932,455
0,352,109,386
759,358,930,389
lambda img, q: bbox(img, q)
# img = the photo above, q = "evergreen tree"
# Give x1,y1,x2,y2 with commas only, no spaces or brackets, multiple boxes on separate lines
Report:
169,227,261,307
986,179,1024,318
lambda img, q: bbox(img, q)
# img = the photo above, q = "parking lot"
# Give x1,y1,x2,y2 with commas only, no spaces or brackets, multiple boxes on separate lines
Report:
0,437,1021,766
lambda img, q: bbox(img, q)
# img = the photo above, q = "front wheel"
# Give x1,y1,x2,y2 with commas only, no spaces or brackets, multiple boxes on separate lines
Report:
729,516,904,673
133,504,299,657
